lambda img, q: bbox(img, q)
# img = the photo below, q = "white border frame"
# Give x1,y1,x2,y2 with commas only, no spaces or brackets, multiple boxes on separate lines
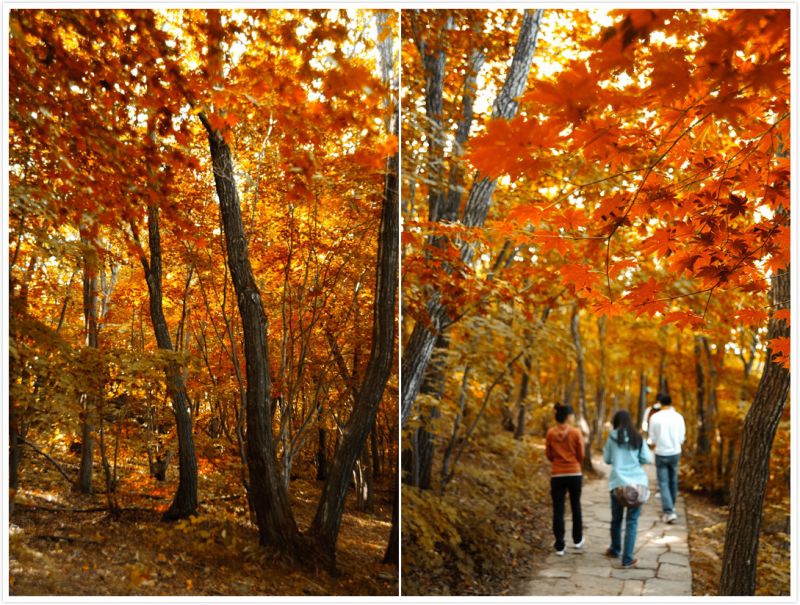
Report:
2,2,798,603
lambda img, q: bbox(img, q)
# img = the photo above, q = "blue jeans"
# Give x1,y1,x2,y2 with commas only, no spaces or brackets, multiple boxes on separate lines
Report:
609,494,641,566
655,454,680,514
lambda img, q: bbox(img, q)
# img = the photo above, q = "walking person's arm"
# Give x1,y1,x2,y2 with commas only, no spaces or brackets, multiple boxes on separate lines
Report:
575,430,585,465
648,415,660,448
603,437,613,465
639,441,653,464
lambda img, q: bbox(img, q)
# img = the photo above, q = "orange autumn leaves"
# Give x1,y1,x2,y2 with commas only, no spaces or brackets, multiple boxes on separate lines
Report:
456,9,789,362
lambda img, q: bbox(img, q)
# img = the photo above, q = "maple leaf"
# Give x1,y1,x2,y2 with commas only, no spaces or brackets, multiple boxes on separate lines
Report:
662,310,704,331
608,259,637,280
507,203,544,226
533,231,571,256
624,277,661,306
769,336,790,370
639,227,676,258
773,309,790,326
723,194,749,218
559,263,599,291
734,308,769,327
591,296,624,318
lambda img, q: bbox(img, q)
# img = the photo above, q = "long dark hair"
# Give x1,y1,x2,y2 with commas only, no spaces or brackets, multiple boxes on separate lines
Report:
612,410,643,450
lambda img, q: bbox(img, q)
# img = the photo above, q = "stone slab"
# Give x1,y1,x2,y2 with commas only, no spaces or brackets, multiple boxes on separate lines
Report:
658,551,690,566
538,568,573,579
658,562,692,582
621,579,645,596
643,577,692,596
610,567,655,581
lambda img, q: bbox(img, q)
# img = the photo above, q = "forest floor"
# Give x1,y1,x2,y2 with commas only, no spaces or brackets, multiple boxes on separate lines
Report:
401,432,554,595
685,490,790,596
8,440,398,596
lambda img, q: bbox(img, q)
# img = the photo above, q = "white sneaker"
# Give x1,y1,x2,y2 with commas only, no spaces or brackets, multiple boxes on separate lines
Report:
574,538,585,549
555,548,566,556
666,512,677,524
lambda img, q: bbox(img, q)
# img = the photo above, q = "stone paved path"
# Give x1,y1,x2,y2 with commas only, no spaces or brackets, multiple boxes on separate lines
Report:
527,457,692,596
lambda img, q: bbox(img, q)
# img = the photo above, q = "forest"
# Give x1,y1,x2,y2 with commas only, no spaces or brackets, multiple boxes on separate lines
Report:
400,8,790,597
8,9,398,596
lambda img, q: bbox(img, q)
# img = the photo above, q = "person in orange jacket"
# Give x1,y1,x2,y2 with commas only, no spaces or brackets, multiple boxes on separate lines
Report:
545,403,585,555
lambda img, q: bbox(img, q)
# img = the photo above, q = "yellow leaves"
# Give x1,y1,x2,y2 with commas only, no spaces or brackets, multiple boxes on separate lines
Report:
350,134,397,170
126,563,154,589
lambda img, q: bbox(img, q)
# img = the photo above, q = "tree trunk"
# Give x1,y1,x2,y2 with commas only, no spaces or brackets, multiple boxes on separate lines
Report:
694,335,710,454
719,265,790,595
316,427,328,482
594,316,608,442
401,9,544,424
636,368,647,428
76,236,98,494
702,336,720,487
657,340,669,396
309,107,399,565
513,355,532,440
571,306,594,473
9,400,21,495
137,204,199,521
200,97,299,551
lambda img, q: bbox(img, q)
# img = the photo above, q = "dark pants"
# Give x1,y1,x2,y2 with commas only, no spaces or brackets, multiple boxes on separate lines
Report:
551,475,583,551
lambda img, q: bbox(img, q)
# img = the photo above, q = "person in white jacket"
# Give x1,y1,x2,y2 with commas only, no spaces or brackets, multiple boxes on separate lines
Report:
647,395,686,523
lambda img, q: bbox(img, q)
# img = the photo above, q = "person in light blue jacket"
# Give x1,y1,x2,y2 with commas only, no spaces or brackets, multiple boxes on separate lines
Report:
603,410,653,568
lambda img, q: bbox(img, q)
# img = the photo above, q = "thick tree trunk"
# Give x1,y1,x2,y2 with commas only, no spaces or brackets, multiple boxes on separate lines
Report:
138,204,199,521
383,479,399,565
408,333,447,489
401,9,544,424
310,113,399,565
719,266,790,596
201,111,299,551
370,417,381,480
